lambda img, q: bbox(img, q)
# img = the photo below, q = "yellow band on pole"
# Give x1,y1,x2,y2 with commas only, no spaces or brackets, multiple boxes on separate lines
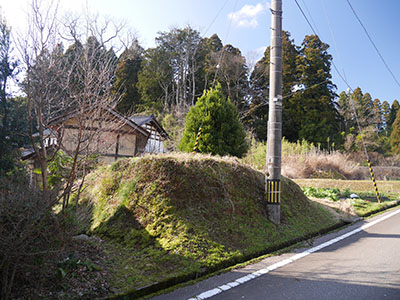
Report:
266,179,281,204
367,159,382,203
192,127,203,154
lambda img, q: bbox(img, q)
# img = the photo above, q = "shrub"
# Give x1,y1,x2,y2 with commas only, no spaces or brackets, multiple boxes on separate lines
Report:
179,84,248,158
0,174,64,300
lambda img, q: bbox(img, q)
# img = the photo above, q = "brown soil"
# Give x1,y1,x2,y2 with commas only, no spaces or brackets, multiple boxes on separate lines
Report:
309,197,361,223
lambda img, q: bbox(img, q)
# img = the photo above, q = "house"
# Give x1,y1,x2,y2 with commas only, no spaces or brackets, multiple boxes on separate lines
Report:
51,106,154,163
130,114,169,154
22,106,159,165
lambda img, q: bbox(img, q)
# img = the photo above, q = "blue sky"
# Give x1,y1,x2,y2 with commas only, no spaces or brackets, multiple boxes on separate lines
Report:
2,0,400,104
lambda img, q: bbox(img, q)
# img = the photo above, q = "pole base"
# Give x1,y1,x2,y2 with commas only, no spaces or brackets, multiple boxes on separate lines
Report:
267,204,280,225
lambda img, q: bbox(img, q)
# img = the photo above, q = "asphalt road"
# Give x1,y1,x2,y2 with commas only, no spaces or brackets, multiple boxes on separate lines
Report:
151,207,400,300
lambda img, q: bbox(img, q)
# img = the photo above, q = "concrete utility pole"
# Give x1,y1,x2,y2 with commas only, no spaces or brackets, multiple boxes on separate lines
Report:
266,0,282,225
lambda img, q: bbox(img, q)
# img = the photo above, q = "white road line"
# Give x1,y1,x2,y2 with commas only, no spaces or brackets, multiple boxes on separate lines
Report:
187,208,400,300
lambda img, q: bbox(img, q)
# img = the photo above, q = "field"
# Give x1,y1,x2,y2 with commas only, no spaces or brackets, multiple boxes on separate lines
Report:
294,178,400,193
294,178,400,218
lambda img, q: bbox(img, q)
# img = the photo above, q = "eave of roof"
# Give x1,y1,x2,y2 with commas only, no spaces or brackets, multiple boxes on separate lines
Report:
47,105,150,137
130,114,170,139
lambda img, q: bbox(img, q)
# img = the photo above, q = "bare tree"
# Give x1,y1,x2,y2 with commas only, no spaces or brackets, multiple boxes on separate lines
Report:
16,0,64,199
209,45,250,113
17,0,129,207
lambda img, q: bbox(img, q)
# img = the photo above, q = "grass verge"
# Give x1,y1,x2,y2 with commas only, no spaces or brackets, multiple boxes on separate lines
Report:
76,153,343,298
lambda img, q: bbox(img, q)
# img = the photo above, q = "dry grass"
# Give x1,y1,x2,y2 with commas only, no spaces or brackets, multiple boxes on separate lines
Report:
243,140,364,180
282,151,363,180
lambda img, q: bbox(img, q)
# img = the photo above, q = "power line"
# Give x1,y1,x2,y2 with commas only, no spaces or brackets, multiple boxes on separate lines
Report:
293,0,382,203
294,0,318,36
202,0,230,38
211,0,239,87
321,0,348,83
346,0,400,90
293,0,351,91
300,0,321,37
240,80,331,120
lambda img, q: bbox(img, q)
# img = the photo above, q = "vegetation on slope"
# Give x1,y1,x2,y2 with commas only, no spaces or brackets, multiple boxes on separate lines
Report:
78,154,340,296
296,179,400,217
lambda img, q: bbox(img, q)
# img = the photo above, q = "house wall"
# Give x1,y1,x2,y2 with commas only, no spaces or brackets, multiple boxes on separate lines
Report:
143,124,166,153
119,132,137,156
136,133,149,155
61,117,142,162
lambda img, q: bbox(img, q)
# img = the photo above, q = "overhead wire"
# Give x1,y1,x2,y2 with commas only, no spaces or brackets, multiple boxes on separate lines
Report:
293,0,382,202
192,0,238,153
346,0,400,90
211,0,238,87
320,0,348,83
201,0,230,38
294,0,318,36
319,0,369,159
240,79,331,120
294,0,349,84
300,0,321,37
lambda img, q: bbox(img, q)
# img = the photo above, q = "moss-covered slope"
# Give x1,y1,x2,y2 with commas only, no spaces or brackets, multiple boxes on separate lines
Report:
80,154,340,294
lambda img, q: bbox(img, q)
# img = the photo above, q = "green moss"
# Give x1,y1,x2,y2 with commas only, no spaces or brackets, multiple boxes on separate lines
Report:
80,154,342,295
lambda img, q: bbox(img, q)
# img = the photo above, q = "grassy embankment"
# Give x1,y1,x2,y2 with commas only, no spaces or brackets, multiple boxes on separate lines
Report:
77,153,343,298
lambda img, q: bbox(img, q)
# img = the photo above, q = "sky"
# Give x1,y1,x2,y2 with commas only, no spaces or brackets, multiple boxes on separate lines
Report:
2,0,400,104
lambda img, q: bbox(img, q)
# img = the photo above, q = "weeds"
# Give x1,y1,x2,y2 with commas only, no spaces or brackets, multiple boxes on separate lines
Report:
77,153,340,294
0,174,65,300
243,139,363,179
301,187,351,201
57,255,102,279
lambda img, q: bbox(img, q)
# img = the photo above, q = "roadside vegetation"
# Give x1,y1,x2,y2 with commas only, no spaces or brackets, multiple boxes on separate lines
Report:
78,154,341,298
5,154,344,299
298,183,400,217
243,139,400,180
2,1,400,299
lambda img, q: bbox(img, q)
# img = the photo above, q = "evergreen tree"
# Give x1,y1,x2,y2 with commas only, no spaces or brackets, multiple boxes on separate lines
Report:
248,31,298,141
113,40,144,114
296,35,342,148
137,47,173,112
202,33,223,91
179,84,248,157
0,15,17,130
359,92,374,128
0,15,24,172
372,98,383,132
338,90,354,133
389,100,400,127
390,109,400,154
381,100,391,135
381,101,391,126
248,33,342,148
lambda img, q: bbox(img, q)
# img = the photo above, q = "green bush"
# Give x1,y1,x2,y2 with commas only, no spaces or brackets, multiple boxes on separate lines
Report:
179,84,248,158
